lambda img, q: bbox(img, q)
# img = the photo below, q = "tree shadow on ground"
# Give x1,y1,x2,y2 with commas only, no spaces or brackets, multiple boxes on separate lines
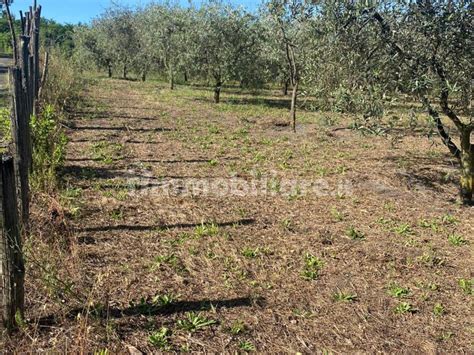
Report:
224,97,291,110
188,84,278,97
191,96,291,110
70,111,162,121
60,165,156,180
36,296,264,328
61,160,235,180
78,218,256,233
383,153,459,195
66,124,172,133
385,126,437,137
69,138,162,144
65,158,227,164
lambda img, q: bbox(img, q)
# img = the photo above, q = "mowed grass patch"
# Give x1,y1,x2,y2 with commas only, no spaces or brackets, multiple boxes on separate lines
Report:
14,78,473,354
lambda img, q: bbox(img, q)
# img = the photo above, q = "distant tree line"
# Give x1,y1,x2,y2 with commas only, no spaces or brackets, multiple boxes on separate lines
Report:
0,15,74,55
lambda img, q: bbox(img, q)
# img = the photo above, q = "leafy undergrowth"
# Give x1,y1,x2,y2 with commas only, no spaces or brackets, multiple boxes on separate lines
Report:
5,79,473,353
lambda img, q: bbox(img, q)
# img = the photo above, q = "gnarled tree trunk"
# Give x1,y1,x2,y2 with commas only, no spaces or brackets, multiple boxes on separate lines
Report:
214,80,222,104
371,10,473,205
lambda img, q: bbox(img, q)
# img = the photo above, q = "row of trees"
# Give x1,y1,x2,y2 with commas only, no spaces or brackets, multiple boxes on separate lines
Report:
75,2,269,104
74,0,472,204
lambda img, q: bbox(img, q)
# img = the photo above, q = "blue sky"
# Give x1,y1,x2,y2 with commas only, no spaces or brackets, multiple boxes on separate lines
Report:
9,0,260,24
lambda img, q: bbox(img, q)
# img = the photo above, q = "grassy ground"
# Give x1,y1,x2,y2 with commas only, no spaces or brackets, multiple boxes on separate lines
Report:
0,56,12,152
5,78,473,353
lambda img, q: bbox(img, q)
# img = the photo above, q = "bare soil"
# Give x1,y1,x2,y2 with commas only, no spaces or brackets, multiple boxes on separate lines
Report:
5,78,473,353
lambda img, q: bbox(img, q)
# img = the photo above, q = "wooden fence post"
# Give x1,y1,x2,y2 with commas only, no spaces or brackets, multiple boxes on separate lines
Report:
9,68,30,231
0,155,25,333
20,36,32,121
33,6,42,112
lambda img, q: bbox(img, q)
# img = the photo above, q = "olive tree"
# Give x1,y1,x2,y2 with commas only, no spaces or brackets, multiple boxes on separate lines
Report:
341,0,473,204
188,1,260,103
73,24,115,77
100,5,140,79
137,3,189,88
265,0,314,132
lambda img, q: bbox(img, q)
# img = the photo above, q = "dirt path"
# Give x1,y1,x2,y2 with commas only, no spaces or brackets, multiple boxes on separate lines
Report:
54,78,473,353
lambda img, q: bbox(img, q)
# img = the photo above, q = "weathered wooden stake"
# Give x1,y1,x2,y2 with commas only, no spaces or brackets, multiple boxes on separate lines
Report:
0,155,25,333
37,51,49,102
9,68,30,232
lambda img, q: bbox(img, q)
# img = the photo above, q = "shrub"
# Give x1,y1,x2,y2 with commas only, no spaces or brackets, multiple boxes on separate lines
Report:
31,105,67,192
333,86,356,113
41,48,85,114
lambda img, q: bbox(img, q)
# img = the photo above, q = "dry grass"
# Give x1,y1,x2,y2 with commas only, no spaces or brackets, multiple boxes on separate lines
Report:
3,78,473,353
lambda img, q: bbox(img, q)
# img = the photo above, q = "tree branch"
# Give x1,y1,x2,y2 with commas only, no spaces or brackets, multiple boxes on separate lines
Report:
421,97,461,161
369,9,466,160
432,60,465,130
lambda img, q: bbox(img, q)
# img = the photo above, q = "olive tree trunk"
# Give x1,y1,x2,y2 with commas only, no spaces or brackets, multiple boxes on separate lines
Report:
290,80,298,133
122,64,127,80
169,69,174,90
282,77,290,96
107,61,112,78
214,81,222,104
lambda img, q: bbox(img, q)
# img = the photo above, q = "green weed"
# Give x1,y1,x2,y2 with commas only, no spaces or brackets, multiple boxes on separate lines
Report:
281,218,294,231
394,302,415,314
149,327,171,350
208,159,219,167
194,222,219,238
418,218,440,232
152,293,176,307
433,303,445,316
229,320,247,335
458,278,473,295
441,214,458,225
437,331,454,342
393,223,413,236
150,253,185,273
448,234,467,247
388,283,410,298
241,247,261,258
346,227,365,240
239,341,256,351
330,207,344,222
109,208,124,221
333,291,358,302
302,253,324,280
177,312,216,332
91,141,123,164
